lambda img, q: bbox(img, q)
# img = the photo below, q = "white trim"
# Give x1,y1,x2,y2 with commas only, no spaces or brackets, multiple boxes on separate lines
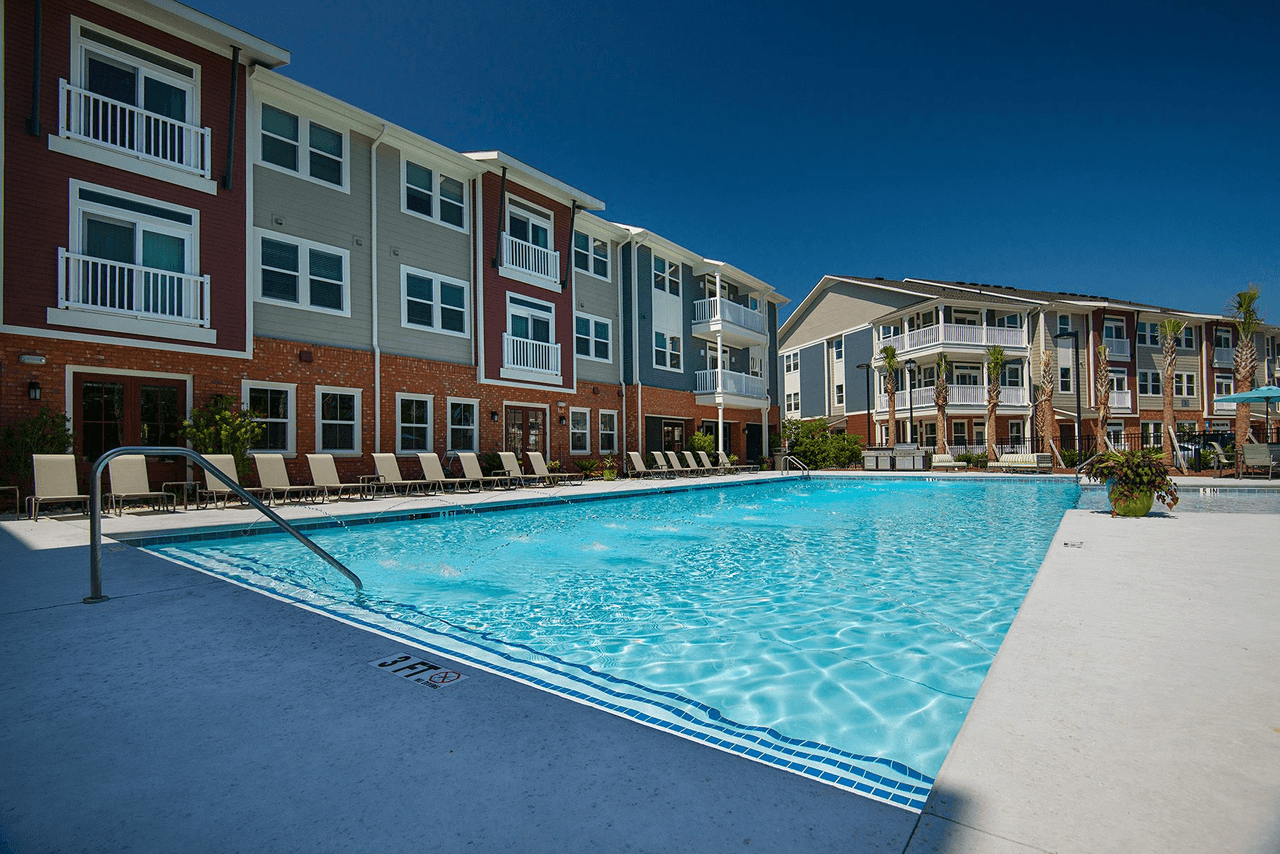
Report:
255,97,351,194
400,154,469,233
499,194,559,289
446,397,480,452
48,136,217,193
254,229,351,317
242,379,297,455
315,385,362,455
598,409,618,455
65,364,194,429
572,229,610,281
574,311,612,363
70,16,202,124
400,264,471,338
2,322,249,358
569,406,590,455
394,392,434,455
45,307,218,343
652,328,683,373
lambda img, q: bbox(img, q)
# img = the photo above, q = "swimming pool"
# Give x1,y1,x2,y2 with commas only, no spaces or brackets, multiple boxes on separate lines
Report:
150,476,1103,809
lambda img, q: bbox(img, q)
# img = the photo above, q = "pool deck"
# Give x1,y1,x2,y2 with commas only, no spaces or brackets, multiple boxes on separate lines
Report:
2,472,1277,853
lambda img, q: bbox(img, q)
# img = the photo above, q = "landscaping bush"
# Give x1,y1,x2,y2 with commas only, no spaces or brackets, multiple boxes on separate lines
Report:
0,407,75,496
788,418,864,469
685,431,715,454
182,394,263,480
956,452,988,469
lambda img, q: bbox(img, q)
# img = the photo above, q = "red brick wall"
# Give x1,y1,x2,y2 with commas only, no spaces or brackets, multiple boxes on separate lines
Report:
627,383,777,458
4,0,247,350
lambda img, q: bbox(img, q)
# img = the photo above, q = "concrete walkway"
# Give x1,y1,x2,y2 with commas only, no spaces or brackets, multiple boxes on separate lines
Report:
2,476,1277,852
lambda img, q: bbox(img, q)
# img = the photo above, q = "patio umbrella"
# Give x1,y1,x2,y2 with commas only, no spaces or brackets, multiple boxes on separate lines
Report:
1212,385,1280,441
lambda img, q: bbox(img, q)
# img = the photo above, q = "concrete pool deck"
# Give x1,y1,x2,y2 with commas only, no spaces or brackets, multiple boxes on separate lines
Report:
2,473,1277,852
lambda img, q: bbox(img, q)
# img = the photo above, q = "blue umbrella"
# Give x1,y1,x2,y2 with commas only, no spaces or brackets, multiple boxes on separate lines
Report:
1213,385,1280,440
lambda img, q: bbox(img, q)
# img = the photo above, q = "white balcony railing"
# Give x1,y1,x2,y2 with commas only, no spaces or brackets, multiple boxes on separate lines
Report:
58,248,210,326
878,322,1027,353
59,80,211,178
502,333,560,375
502,233,560,282
1213,398,1237,413
695,369,766,399
1213,347,1234,368
877,384,1027,411
1103,337,1131,360
1109,390,1132,411
693,297,766,335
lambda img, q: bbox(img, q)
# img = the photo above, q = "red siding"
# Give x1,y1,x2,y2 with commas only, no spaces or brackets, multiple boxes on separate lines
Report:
3,0,248,351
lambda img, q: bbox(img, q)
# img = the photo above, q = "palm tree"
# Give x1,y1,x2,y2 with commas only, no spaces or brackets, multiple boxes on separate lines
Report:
880,345,899,446
933,354,950,454
985,345,1005,461
1094,344,1111,449
1158,318,1186,465
1228,285,1264,463
1036,347,1055,457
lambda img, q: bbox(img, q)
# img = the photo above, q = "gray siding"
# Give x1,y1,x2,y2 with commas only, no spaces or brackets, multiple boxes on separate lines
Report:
634,244,694,391
768,302,779,403
843,328,874,414
375,144,474,365
620,243,635,385
798,342,826,419
781,281,921,350
571,238,622,385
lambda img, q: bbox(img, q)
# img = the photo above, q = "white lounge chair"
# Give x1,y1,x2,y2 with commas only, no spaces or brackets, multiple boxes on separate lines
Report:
665,451,695,476
198,454,271,508
373,453,441,496
306,453,368,500
106,455,176,515
417,452,480,493
682,451,713,476
929,453,967,471
27,454,89,520
254,453,325,503
697,451,726,475
456,452,513,490
526,451,583,486
496,451,541,487
626,451,657,478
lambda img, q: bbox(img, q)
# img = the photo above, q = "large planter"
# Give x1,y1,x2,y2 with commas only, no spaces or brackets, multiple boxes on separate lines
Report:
1108,485,1155,517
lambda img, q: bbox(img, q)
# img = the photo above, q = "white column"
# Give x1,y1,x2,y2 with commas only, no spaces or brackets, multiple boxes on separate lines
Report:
716,330,724,454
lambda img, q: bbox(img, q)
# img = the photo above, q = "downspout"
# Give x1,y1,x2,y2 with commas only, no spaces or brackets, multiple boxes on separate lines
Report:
26,0,42,136
631,234,645,455
473,175,484,382
370,124,389,452
617,236,626,457
715,269,724,455
221,46,241,190
492,166,507,268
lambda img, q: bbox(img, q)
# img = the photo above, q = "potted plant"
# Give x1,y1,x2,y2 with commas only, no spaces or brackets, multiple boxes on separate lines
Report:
1081,448,1179,517
601,454,618,480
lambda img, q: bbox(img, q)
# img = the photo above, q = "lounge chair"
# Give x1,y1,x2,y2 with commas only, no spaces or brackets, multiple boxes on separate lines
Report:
990,453,1053,473
496,451,540,488
526,451,583,486
417,452,480,493
929,453,967,471
697,451,726,475
665,451,696,476
456,452,514,490
198,454,271,508
106,454,176,515
306,453,369,500
649,453,674,477
716,451,758,474
626,451,657,478
682,451,713,476
1240,443,1276,479
27,454,89,520
1208,442,1234,476
254,453,325,503
373,453,441,496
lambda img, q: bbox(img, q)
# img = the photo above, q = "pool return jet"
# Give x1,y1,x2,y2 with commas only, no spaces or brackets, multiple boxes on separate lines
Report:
85,447,363,603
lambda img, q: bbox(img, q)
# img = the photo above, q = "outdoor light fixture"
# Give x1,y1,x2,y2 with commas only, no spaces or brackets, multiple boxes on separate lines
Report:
1053,330,1082,481
904,358,918,446
558,415,567,425
19,354,47,365
490,411,499,422
28,381,41,401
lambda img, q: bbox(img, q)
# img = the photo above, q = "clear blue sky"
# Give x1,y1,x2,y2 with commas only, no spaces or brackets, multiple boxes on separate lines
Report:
199,0,1278,321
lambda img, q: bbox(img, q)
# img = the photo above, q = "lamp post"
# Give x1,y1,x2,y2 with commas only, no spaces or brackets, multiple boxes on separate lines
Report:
904,358,917,446
1053,331,1081,481
856,362,872,446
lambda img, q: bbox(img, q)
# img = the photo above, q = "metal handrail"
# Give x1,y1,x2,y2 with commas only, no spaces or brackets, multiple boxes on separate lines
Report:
85,446,362,604
779,454,811,478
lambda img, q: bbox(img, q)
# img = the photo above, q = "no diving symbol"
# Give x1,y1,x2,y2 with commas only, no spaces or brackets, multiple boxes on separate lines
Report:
428,670,462,685
370,654,468,690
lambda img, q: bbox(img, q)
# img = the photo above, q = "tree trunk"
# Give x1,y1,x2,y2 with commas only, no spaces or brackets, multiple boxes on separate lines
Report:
1234,338,1257,474
934,378,949,454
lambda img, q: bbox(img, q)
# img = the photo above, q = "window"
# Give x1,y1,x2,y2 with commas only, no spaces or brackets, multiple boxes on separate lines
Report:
654,331,682,371
569,408,590,454
509,295,554,343
573,232,609,279
952,421,968,446
1108,368,1128,392
1173,373,1197,398
1059,366,1073,393
1215,375,1234,399
575,313,611,361
1058,314,1071,336
447,399,478,451
1214,328,1233,349
316,386,360,453
1140,421,1163,448
995,313,1022,328
953,365,981,386
243,381,294,454
1176,326,1196,350
973,422,986,447
1001,364,1022,387
403,159,467,229
1103,318,1125,342
831,339,843,361
1138,371,1162,396
652,255,680,295
508,198,551,248
396,394,432,454
599,410,617,455
401,266,469,336
1009,421,1024,443
1136,322,1157,346
785,392,800,414
783,353,799,374
259,104,347,189
835,384,845,406
257,231,349,315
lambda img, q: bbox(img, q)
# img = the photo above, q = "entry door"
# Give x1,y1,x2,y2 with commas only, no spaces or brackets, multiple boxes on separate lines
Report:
744,424,761,460
504,407,545,457
662,420,685,452
74,373,187,483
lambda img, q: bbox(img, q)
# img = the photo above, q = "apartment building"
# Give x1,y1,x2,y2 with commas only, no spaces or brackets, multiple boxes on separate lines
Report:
780,276,1278,453
1,0,784,483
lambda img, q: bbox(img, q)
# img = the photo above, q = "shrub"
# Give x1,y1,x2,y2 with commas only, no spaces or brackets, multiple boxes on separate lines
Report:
956,452,988,469
573,458,600,476
181,395,263,480
789,418,864,469
0,407,75,495
477,451,503,476
1081,448,1179,514
685,431,715,454
1060,448,1079,469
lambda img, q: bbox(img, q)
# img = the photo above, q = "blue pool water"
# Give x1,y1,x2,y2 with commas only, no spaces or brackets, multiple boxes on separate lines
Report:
152,477,1102,807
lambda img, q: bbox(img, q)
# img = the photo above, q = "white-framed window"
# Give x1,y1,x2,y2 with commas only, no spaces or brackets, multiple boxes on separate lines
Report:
1136,321,1157,346
973,422,986,447
598,410,617,455
652,254,680,295
654,330,682,371
1173,372,1197,398
1215,374,1234,399
509,294,555,344
952,421,967,446
508,197,552,250
995,313,1023,328
783,352,799,374
1108,368,1128,392
1001,363,1023,387
256,230,349,316
785,392,800,414
316,386,360,454
1057,314,1071,336
1106,421,1125,446
1059,366,1073,394
71,180,199,280
243,380,295,454
1008,420,1024,444
259,103,348,190
446,398,478,451
1103,318,1126,343
831,338,844,361
954,365,981,386
1138,370,1162,396
1214,328,1233,349
396,393,433,454
835,384,845,406
575,313,611,362
1140,421,1163,447
573,231,609,279
1175,326,1196,350
569,407,590,454
403,158,467,230
401,266,469,336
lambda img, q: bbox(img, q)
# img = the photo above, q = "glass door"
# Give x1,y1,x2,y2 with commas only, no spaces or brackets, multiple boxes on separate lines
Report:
504,407,545,458
74,373,187,483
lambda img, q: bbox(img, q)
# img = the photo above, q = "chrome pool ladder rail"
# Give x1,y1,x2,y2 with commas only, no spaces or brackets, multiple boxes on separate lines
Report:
779,455,811,479
85,446,362,604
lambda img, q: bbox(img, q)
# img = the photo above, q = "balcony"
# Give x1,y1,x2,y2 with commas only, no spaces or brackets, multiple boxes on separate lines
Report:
501,233,560,287
877,385,1027,411
59,80,211,179
878,323,1026,356
1213,397,1237,414
1103,337,1131,360
1109,390,1132,411
1214,346,1234,368
58,249,210,326
502,333,560,377
695,369,767,407
692,297,767,348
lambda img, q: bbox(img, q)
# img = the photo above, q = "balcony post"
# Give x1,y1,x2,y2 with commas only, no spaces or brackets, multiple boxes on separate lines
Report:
716,330,725,454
